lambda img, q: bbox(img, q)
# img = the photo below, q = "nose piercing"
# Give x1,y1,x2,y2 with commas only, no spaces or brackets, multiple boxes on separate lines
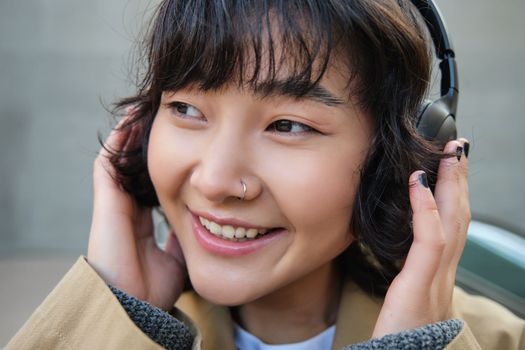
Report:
238,179,247,201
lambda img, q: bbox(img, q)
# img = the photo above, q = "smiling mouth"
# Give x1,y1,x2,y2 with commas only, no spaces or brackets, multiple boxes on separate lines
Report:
198,216,283,242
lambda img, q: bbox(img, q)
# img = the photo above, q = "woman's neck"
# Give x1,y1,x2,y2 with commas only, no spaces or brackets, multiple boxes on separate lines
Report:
231,261,342,344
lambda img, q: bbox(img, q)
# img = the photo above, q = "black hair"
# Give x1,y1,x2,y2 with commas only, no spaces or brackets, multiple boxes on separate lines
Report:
107,0,447,296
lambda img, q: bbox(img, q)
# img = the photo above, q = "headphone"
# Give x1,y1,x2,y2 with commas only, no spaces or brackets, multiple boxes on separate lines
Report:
411,0,459,144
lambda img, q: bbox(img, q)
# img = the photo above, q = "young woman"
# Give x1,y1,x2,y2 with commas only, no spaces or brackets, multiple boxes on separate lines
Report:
7,0,524,349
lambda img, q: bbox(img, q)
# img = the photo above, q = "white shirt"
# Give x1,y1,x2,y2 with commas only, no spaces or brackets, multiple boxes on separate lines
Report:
234,323,336,350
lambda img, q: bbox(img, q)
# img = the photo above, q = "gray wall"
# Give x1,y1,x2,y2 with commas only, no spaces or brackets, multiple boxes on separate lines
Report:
1,0,524,257
0,0,148,254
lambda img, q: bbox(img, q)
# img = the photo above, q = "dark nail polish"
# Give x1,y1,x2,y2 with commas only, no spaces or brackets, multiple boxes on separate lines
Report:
456,146,463,161
418,172,429,188
463,142,470,159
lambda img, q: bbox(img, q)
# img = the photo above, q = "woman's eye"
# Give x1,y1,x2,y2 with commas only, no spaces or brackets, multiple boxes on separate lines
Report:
267,120,317,134
167,102,204,119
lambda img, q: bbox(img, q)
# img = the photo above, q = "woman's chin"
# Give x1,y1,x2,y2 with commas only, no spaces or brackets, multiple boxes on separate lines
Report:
189,277,265,306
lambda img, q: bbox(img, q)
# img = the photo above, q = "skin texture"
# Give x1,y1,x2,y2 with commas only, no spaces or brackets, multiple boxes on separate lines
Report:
87,63,471,343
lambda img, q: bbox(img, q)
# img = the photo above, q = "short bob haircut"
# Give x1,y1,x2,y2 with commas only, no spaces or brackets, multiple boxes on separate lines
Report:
107,0,447,296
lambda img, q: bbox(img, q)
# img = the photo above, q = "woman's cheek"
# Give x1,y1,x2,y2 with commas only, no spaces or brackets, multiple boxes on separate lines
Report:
147,116,199,199
266,151,359,248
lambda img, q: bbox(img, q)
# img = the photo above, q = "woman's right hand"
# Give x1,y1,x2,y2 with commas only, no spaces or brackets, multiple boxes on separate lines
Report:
87,115,187,311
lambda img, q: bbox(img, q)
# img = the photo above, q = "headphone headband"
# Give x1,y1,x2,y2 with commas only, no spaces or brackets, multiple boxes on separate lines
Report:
410,0,459,143
410,0,454,58
411,0,459,108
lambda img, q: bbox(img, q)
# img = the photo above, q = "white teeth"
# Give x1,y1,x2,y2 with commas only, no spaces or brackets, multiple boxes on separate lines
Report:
198,216,270,240
235,227,246,238
222,225,235,238
210,222,221,235
246,228,258,238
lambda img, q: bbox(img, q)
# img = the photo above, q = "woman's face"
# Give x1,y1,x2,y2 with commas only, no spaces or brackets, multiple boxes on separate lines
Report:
148,63,374,305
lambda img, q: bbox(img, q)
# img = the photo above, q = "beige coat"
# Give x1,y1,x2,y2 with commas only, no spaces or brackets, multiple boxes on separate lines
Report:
6,257,525,349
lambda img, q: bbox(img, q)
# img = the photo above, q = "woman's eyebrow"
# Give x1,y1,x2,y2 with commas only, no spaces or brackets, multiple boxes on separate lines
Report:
255,83,345,107
301,85,346,107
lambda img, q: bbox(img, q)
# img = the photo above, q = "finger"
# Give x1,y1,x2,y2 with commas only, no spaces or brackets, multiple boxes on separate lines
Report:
450,138,470,265
98,113,135,160
399,171,445,288
93,114,139,213
434,139,469,220
432,139,471,296
94,113,138,188
433,139,471,265
97,104,138,167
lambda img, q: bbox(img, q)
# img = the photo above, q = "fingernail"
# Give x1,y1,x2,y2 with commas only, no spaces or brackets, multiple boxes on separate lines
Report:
456,146,463,161
418,172,429,188
463,142,470,159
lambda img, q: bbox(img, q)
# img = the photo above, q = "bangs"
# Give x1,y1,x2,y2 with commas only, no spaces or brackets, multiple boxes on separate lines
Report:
146,0,340,98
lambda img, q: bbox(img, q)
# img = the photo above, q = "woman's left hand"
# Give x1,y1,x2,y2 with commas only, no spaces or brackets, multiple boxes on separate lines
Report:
372,138,471,338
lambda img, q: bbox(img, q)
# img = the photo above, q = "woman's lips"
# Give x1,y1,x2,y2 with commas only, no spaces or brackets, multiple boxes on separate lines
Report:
191,213,286,256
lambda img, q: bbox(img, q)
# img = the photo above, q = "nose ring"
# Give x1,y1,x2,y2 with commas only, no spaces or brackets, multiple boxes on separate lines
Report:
239,180,247,201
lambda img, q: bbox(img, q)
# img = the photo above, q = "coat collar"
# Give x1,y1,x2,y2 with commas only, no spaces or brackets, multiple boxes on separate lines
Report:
175,278,384,350
330,279,383,348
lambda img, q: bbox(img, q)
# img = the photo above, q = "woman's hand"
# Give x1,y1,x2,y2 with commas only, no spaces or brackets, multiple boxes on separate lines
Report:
87,115,187,311
372,138,471,338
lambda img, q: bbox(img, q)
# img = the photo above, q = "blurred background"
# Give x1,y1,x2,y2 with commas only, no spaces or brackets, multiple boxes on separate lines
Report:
1,0,524,344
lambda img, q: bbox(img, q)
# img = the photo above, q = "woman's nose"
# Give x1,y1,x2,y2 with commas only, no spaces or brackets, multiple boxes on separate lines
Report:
189,132,261,203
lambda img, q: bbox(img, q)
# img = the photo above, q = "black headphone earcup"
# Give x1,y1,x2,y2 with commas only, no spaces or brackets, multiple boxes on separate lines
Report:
416,99,457,144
